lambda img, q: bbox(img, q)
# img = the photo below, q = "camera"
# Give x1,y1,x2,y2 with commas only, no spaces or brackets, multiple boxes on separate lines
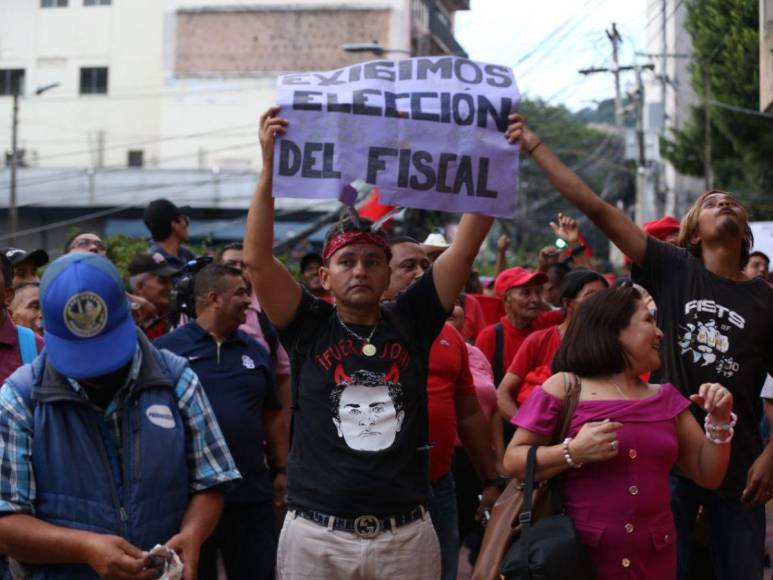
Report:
168,256,212,326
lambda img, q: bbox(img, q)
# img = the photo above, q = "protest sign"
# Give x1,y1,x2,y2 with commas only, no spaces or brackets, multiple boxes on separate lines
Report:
272,56,520,217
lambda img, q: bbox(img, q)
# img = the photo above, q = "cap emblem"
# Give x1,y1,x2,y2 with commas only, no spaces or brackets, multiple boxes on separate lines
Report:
63,291,108,338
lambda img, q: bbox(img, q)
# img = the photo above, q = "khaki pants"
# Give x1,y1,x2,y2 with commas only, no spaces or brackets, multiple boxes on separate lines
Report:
276,510,441,579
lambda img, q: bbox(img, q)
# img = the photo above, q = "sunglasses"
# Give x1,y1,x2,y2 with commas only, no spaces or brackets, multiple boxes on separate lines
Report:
71,238,107,252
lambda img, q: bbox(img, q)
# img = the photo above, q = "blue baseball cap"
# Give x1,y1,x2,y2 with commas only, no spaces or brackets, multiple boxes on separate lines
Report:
41,253,137,379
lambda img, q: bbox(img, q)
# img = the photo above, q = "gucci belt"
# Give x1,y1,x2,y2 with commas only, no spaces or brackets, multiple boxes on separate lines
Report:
294,505,426,539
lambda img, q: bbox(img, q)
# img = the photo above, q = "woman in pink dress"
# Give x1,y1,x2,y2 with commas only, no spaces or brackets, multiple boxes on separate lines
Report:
503,286,733,579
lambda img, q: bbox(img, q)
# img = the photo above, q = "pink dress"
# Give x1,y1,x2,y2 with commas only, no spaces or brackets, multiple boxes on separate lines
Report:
514,383,690,580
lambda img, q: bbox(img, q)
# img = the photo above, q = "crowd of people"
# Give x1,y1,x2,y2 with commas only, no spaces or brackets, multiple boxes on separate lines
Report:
0,106,769,580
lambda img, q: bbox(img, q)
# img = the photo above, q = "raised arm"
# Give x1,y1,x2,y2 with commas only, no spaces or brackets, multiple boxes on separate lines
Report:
243,106,302,328
433,214,494,312
506,114,648,266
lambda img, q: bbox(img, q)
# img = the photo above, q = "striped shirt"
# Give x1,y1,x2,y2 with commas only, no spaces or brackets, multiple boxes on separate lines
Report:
0,348,240,515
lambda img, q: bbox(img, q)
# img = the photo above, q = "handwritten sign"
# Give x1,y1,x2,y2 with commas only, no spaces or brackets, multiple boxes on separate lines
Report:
273,56,520,217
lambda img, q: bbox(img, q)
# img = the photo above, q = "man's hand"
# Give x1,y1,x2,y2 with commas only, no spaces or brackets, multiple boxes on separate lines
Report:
166,531,202,580
258,106,288,166
83,534,155,580
538,246,560,271
742,445,773,506
505,113,540,151
549,213,581,247
496,234,511,253
128,294,156,326
476,485,501,526
273,473,288,510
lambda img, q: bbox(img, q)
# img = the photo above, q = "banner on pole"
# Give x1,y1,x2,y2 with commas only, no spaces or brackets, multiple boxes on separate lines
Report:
273,56,520,217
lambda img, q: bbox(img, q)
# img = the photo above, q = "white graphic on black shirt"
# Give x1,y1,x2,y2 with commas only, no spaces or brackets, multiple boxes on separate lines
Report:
678,318,739,378
330,365,405,452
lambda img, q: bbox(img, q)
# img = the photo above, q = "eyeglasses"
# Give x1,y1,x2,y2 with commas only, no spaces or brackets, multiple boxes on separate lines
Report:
71,238,107,253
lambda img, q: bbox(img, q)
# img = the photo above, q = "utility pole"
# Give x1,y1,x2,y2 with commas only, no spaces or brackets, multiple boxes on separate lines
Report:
610,23,624,129
660,0,668,122
703,64,712,191
580,24,630,130
9,90,19,245
579,24,656,229
7,82,59,245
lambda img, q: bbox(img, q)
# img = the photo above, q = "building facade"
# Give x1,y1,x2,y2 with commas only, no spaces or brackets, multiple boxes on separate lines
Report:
642,0,705,220
0,0,468,252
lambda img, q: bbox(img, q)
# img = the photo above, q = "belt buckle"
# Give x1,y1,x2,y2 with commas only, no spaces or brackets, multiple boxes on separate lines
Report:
353,514,381,539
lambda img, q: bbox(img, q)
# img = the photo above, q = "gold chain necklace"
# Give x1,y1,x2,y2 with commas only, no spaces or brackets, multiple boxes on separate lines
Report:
335,309,380,357
609,380,631,400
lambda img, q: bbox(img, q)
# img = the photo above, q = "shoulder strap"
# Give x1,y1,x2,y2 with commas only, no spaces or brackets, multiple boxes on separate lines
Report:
541,372,583,514
551,372,582,444
16,326,38,365
519,445,539,529
493,322,504,385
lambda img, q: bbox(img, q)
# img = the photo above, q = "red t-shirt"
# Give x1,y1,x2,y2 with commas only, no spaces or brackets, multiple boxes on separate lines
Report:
427,323,475,482
462,294,487,343
507,326,562,405
0,315,44,385
475,310,564,381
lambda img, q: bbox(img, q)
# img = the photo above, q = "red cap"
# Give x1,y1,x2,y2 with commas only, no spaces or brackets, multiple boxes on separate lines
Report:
644,216,680,241
494,267,548,297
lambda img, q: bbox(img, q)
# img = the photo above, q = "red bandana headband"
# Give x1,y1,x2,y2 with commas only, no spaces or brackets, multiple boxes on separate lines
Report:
322,231,392,262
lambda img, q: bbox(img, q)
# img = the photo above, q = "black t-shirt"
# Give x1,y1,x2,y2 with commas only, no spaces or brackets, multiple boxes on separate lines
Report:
279,269,447,517
633,237,773,496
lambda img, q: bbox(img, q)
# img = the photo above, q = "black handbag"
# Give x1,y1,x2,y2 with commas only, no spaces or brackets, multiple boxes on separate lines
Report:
499,445,595,580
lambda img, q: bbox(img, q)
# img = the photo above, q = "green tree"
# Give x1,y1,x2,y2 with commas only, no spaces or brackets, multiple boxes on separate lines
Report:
402,98,632,264
105,234,151,280
661,0,773,218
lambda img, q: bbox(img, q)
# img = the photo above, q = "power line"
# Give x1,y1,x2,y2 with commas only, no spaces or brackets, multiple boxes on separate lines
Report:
513,0,600,67
707,98,773,119
0,139,261,194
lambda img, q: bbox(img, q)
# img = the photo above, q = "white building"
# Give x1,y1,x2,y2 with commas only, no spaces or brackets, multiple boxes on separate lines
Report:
642,0,705,219
0,0,468,251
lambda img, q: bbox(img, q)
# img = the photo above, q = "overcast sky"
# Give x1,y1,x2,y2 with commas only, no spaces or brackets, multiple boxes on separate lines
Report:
455,0,650,111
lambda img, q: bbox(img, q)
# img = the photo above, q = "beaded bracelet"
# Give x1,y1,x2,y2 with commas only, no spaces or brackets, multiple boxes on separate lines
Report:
562,437,583,468
704,412,738,445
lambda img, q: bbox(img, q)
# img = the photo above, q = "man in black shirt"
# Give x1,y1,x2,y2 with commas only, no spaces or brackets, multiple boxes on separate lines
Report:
243,107,496,580
507,114,773,580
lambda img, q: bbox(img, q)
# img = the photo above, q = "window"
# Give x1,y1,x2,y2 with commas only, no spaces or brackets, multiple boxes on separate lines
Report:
41,0,68,7
0,70,25,96
80,67,108,94
127,150,144,168
84,0,111,5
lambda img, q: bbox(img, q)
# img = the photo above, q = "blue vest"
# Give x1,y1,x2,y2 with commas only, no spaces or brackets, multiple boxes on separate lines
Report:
5,336,190,580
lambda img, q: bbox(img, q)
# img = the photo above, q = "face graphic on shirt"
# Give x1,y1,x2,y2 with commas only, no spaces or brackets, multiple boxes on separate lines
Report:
331,366,405,452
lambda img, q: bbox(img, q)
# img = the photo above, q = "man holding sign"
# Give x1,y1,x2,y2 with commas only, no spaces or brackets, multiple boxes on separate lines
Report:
244,56,518,576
